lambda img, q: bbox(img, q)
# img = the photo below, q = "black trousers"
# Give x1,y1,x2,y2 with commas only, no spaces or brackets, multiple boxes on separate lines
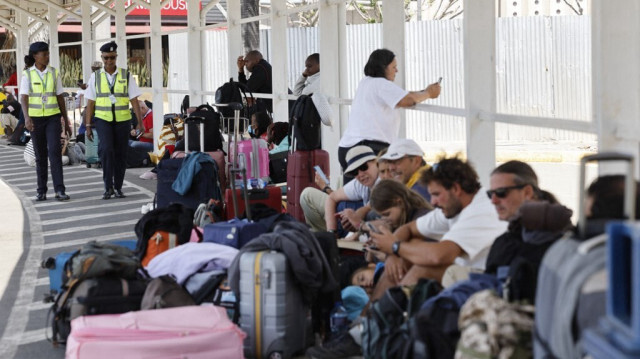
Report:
95,118,130,191
338,140,389,184
31,114,65,194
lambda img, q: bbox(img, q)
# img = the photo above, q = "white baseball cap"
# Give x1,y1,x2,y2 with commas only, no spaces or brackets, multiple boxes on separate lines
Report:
380,139,423,161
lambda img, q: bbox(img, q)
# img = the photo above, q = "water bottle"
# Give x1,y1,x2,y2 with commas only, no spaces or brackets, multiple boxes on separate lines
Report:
329,301,349,334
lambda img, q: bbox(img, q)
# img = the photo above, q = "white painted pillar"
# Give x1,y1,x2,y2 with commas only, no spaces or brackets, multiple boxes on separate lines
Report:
187,0,203,105
80,1,93,82
592,0,640,175
270,0,288,122
463,0,496,187
149,0,164,152
227,1,243,79
319,0,346,184
48,7,59,69
115,0,127,69
15,12,28,87
94,16,111,60
383,0,406,138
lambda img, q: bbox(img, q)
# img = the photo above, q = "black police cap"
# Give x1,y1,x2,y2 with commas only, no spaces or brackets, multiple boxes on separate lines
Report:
29,42,49,53
100,41,117,53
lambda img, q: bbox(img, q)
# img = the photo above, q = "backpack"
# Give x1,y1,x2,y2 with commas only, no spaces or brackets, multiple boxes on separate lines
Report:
49,241,145,345
193,199,225,228
362,279,442,359
141,231,180,267
456,290,535,359
410,297,461,359
289,94,322,150
183,104,224,152
66,241,141,282
215,78,254,132
134,203,195,262
141,275,196,310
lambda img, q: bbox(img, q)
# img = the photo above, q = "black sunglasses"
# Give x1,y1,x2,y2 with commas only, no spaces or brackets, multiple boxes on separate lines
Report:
486,184,526,199
347,162,370,177
102,55,117,60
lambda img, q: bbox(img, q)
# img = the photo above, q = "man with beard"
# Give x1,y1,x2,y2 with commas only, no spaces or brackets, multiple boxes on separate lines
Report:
369,156,507,299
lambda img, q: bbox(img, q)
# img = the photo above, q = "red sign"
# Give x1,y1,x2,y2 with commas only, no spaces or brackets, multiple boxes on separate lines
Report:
123,0,196,16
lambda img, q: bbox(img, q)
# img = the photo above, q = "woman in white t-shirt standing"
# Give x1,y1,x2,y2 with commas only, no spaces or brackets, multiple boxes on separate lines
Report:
338,48,441,175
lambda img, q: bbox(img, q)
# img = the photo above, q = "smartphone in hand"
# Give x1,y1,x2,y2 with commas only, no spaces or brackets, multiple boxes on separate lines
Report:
366,222,382,234
314,165,330,186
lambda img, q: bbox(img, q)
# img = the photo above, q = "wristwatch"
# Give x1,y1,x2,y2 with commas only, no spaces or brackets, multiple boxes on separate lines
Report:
392,241,401,256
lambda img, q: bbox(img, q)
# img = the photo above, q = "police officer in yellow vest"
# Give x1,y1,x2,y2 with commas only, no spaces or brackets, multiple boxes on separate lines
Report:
84,41,144,199
19,41,71,202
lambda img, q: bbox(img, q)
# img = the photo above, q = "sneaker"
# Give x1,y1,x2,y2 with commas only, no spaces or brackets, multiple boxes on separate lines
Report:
305,332,362,359
139,170,157,180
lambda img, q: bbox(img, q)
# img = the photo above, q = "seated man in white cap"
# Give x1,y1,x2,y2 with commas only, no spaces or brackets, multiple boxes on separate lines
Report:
300,145,380,236
380,138,430,201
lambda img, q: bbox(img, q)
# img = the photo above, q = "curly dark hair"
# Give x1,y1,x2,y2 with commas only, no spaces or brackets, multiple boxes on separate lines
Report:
420,156,481,194
364,49,395,78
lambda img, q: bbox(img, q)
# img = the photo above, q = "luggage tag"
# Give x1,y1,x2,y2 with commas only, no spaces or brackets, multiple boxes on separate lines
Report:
109,94,117,104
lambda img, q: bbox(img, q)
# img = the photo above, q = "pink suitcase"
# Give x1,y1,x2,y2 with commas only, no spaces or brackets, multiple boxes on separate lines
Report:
65,306,245,359
228,139,269,181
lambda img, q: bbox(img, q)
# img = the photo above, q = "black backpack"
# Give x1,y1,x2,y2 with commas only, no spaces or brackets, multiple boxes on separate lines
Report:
134,203,195,262
182,104,223,152
215,78,260,133
362,279,442,359
289,94,322,150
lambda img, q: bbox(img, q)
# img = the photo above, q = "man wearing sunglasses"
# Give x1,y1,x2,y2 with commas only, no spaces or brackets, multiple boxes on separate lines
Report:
299,145,380,235
84,41,144,200
379,138,430,201
369,156,506,299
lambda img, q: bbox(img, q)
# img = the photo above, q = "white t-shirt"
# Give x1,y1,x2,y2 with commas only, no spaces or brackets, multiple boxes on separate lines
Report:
84,68,141,101
19,66,65,97
339,76,408,147
415,190,507,270
343,176,380,204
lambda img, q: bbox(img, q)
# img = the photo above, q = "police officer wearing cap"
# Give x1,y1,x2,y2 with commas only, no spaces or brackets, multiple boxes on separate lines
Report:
84,41,144,199
19,41,71,202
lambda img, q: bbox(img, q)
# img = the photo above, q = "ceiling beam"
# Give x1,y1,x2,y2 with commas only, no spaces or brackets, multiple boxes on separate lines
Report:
0,0,49,25
87,0,115,17
0,15,20,31
38,0,78,20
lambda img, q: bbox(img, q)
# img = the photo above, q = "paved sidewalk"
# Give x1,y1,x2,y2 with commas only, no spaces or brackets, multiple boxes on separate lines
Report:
0,142,157,359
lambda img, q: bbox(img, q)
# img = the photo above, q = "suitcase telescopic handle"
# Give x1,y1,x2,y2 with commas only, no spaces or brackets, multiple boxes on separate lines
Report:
183,116,206,154
578,152,636,239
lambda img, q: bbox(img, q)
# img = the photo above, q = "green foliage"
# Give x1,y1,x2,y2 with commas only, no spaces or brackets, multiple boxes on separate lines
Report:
128,56,169,88
59,54,168,88
59,54,83,87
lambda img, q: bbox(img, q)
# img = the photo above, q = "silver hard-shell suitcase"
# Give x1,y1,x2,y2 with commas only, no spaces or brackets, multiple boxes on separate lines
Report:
239,251,310,359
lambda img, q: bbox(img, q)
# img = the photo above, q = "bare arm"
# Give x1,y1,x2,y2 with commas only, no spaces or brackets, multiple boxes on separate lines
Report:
85,100,95,140
56,94,71,135
130,98,144,132
371,223,462,267
20,95,33,131
396,82,441,108
324,187,350,231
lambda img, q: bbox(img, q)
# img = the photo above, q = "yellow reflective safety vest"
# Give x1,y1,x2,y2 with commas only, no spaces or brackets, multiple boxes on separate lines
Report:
26,67,60,117
94,68,131,122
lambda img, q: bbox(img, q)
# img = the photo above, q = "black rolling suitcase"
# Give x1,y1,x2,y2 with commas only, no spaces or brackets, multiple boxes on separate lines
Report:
156,117,222,210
